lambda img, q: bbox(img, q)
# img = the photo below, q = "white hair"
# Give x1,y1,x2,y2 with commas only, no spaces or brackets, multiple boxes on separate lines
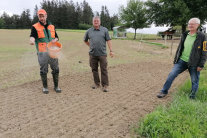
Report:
189,18,200,24
93,16,100,21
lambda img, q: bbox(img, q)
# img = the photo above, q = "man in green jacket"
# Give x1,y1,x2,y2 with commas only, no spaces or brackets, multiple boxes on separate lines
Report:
157,18,207,99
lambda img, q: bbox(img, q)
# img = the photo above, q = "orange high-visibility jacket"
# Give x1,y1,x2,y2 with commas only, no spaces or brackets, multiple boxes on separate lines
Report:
33,22,55,52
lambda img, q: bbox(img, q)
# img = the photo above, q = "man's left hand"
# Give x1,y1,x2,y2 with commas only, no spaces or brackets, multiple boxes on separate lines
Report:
51,38,58,43
197,67,203,72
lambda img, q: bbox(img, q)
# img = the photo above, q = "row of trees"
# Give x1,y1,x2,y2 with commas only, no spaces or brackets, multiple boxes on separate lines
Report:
1,0,207,39
0,0,118,30
119,0,207,39
0,10,31,29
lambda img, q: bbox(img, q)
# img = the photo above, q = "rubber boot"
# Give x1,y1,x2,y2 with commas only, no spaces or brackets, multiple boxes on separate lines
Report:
41,74,49,94
53,73,61,93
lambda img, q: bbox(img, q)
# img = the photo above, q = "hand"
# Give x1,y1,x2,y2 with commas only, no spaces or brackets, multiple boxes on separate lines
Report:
51,38,58,43
30,41,35,45
197,67,203,72
110,51,114,58
30,37,35,45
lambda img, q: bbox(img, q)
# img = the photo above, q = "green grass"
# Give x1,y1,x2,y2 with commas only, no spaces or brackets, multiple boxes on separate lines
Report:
0,29,169,89
57,29,113,34
134,67,207,138
0,46,30,53
126,33,160,40
139,40,168,48
111,38,168,48
57,29,86,33
111,33,160,40
112,32,167,48
57,29,161,40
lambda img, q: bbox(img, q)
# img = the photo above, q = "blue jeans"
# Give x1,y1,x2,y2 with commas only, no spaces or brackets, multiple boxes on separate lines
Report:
161,59,200,95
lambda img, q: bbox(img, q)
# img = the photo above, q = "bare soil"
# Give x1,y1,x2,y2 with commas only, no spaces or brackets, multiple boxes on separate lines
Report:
0,31,188,137
0,60,188,138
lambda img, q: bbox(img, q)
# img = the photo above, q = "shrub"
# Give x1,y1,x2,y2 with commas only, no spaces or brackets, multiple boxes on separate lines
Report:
78,24,91,30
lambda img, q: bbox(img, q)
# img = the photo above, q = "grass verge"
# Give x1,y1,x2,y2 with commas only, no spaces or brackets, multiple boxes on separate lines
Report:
57,29,86,33
112,38,168,48
140,40,168,48
134,67,207,138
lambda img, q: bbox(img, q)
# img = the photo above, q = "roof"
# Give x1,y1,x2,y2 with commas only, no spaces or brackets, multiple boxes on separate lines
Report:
113,26,128,29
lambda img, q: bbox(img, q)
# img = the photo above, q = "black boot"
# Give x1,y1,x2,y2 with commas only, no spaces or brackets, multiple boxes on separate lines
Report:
53,73,61,93
41,74,49,94
189,91,196,99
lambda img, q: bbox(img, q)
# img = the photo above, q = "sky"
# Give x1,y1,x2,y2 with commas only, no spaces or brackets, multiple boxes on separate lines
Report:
0,0,171,34
0,0,127,16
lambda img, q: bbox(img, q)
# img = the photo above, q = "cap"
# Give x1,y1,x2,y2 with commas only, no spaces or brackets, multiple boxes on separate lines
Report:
37,9,47,15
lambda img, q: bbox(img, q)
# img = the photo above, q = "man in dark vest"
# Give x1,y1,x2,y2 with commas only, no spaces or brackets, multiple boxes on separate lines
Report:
30,9,61,94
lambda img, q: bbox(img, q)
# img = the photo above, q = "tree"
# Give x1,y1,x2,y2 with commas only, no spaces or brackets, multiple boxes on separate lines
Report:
110,14,119,30
94,11,99,17
11,14,20,28
81,0,93,24
67,0,79,29
100,6,119,30
146,0,207,33
32,5,39,24
1,12,18,29
0,0,120,30
40,0,89,29
41,0,57,25
119,0,149,39
75,2,82,28
100,6,111,29
1,12,10,28
19,9,32,28
0,17,5,29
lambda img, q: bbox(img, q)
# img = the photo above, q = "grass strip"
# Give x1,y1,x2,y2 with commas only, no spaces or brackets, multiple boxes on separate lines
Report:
134,67,207,138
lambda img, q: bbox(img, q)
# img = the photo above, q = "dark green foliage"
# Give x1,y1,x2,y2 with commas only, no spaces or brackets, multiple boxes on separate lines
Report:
100,6,119,30
100,6,110,29
119,0,149,39
19,9,32,29
32,5,39,25
0,0,118,30
1,10,31,29
81,0,93,25
146,0,207,33
78,23,91,30
0,17,5,28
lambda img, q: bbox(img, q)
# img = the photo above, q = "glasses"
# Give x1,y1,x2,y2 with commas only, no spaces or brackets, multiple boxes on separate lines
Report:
188,23,198,26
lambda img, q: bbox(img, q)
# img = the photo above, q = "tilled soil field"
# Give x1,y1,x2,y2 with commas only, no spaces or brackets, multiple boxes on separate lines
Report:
0,61,188,138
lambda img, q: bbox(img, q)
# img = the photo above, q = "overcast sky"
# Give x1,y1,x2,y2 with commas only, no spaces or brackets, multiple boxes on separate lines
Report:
0,0,127,16
1,0,207,34
0,0,174,34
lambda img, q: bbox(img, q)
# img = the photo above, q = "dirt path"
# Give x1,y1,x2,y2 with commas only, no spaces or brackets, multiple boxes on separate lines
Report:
0,60,188,138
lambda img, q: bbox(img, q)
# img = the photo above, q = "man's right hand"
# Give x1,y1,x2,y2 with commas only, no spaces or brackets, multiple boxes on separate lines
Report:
84,41,90,47
110,51,114,58
30,37,35,45
30,41,35,45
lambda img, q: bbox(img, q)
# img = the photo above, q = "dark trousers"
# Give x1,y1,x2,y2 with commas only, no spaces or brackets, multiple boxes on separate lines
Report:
37,52,59,75
90,55,108,87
